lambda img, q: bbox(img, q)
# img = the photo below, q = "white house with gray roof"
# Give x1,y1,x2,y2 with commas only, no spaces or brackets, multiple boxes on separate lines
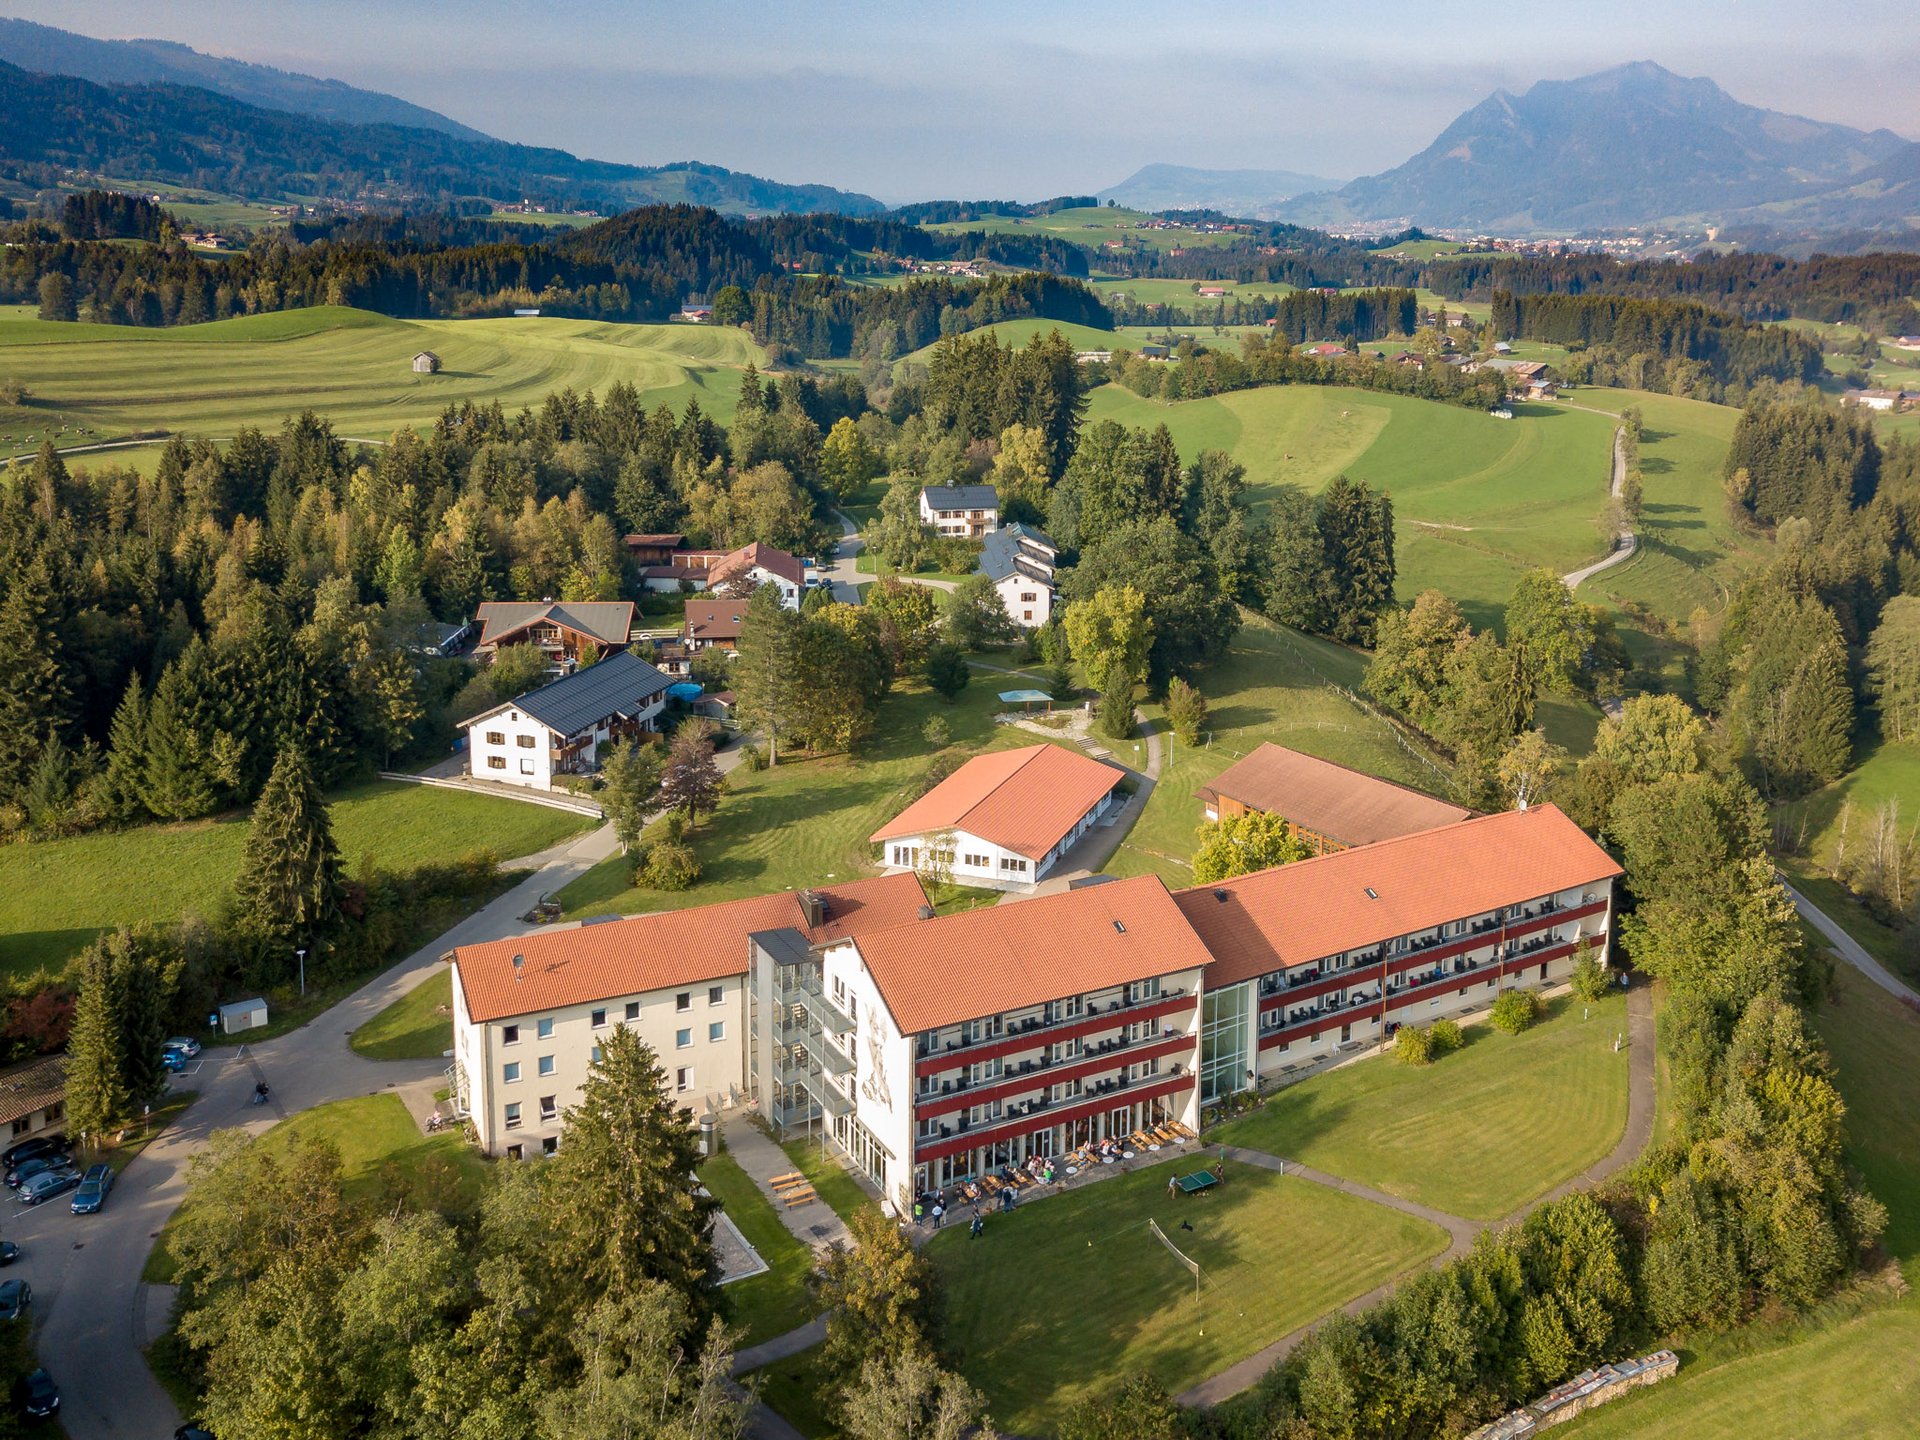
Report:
978,522,1058,628
918,484,999,538
464,650,671,789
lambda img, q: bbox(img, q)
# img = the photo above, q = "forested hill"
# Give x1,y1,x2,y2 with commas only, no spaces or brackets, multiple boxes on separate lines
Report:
0,16,487,140
0,60,884,217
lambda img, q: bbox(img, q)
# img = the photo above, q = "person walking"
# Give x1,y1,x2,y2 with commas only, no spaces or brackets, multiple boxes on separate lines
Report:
970,1213,984,1239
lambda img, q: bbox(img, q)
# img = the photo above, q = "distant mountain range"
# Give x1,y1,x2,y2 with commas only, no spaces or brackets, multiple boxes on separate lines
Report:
0,21,881,217
1098,163,1342,218
1277,62,1919,236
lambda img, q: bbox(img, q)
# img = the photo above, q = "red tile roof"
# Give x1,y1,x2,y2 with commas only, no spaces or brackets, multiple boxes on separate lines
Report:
869,744,1125,861
454,872,929,1024
709,541,803,590
1198,742,1472,847
852,874,1213,1034
1173,804,1620,988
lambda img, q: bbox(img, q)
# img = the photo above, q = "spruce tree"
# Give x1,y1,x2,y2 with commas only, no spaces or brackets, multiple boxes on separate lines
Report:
140,654,220,820
233,744,344,955
65,937,131,1143
732,584,806,764
101,673,151,820
0,558,73,797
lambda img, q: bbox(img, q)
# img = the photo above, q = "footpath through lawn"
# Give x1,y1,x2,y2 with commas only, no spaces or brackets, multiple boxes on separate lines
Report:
1210,990,1631,1221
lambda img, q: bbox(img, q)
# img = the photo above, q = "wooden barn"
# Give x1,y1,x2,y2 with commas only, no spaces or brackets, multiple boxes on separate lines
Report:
412,351,441,374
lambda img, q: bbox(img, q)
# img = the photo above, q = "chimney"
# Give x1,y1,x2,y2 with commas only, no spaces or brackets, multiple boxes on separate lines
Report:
797,890,827,930
916,904,935,921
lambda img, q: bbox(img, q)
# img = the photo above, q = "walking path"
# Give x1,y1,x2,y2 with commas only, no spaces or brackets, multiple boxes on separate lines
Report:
1178,981,1655,1406
723,1115,852,1253
1782,877,1920,1005
1562,425,1636,590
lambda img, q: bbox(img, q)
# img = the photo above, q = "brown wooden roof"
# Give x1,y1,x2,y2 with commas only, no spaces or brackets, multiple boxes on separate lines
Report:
1197,743,1471,848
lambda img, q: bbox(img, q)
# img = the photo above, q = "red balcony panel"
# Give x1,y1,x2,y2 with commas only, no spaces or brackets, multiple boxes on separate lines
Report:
913,1032,1197,1121
914,991,1197,1078
913,1074,1193,1164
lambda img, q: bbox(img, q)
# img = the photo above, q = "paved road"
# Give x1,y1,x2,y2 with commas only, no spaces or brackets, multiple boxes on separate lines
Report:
1563,425,1636,591
1783,877,1920,1005
33,822,620,1440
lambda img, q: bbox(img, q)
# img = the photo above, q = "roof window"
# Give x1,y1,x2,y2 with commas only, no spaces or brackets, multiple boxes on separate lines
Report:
1112,920,1126,934
1363,887,1379,900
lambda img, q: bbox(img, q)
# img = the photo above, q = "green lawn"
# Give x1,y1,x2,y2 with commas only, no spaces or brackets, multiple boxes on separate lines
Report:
701,1151,818,1348
350,967,455,1060
0,306,767,460
144,1092,488,1283
1108,614,1454,887
927,1162,1448,1433
853,551,974,583
920,205,1254,253
778,1133,877,1226
0,779,592,981
1088,276,1298,307
1211,990,1631,1221
755,1346,841,1439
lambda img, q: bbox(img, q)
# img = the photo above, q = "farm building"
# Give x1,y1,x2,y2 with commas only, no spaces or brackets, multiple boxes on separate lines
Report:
1196,742,1471,853
412,351,441,374
473,600,635,671
0,1055,67,1146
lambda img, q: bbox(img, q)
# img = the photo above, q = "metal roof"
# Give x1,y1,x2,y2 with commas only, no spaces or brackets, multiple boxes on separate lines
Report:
501,651,672,737
921,484,999,510
979,523,1057,583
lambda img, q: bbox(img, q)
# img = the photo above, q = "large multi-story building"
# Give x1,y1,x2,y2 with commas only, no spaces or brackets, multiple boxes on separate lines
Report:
448,803,1619,1210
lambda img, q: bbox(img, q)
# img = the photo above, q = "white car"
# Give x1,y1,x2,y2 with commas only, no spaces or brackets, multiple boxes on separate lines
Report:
164,1036,202,1059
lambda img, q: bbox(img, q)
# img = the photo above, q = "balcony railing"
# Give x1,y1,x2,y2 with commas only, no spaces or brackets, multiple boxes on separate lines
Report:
913,1072,1193,1162
914,988,1195,1076
914,1031,1194,1121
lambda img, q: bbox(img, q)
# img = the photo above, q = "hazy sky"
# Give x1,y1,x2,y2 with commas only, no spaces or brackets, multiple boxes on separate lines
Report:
6,1,1917,202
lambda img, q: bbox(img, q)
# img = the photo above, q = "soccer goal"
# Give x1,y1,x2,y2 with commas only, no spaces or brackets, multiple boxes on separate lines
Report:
1148,1217,1202,1300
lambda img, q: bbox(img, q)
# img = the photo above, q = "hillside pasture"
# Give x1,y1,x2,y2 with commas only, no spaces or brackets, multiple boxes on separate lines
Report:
0,306,767,457
921,204,1256,251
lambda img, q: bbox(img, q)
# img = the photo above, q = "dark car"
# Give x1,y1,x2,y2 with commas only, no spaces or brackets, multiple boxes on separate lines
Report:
12,1367,56,1418
161,1048,189,1073
70,1163,113,1216
0,1280,29,1322
0,1136,64,1171
15,1170,77,1207
0,1242,20,1267
4,1156,67,1190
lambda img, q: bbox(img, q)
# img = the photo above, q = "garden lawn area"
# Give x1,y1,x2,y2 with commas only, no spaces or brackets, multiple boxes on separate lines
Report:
1084,382,1620,628
144,1093,488,1283
852,551,974,583
0,779,592,981
1211,990,1630,1221
1559,966,1920,1437
927,1162,1448,1433
1108,614,1453,887
351,967,455,1060
555,671,1071,921
779,1133,877,1225
755,1346,840,1439
0,305,767,460
700,1151,817,1347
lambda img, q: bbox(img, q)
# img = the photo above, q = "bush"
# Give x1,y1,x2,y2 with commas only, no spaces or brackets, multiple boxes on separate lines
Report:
922,715,951,749
1491,987,1543,1034
1570,948,1612,1001
1429,1017,1464,1053
738,743,767,773
1394,1025,1434,1065
643,809,690,847
641,840,701,891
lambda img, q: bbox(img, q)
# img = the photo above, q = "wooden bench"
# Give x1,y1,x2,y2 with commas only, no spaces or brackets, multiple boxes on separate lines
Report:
768,1171,806,1189
782,1186,818,1207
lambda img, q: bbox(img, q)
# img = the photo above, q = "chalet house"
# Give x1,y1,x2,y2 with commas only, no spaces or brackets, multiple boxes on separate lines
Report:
634,541,803,608
680,303,713,322
683,599,751,657
978,522,1057,629
1197,285,1228,298
1890,336,1920,351
1196,742,1471,854
918,484,999,539
870,743,1126,892
0,1055,66,1146
464,650,671,790
412,351,441,374
621,533,687,566
1846,388,1913,412
1301,341,1347,359
474,601,634,672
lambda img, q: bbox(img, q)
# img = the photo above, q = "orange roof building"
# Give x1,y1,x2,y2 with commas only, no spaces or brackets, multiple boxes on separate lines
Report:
869,744,1126,891
1196,742,1472,853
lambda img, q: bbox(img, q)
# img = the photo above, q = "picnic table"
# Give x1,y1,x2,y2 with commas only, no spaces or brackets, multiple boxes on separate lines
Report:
1174,1169,1219,1196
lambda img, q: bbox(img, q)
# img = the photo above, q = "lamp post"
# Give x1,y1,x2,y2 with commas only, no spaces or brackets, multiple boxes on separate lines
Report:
297,947,307,999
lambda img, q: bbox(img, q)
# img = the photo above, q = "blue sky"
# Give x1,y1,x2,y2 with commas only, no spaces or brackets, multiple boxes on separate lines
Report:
5,1,1916,202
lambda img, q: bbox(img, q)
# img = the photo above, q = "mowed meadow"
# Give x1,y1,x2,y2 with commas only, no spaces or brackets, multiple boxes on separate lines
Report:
0,305,768,456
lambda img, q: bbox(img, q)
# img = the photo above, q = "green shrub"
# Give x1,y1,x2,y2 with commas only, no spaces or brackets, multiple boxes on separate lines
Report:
922,715,952,749
1491,988,1543,1034
641,840,701,891
1394,1025,1434,1065
643,809,690,847
1429,1017,1464,1053
1570,948,1612,1001
739,743,767,773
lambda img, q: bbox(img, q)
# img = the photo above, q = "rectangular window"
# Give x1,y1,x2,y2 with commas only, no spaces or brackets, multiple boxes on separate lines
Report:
487,756,506,770
485,731,505,745
541,1136,558,1155
539,1096,557,1122
625,1001,640,1021
709,985,725,1006
676,1028,692,1049
709,1021,725,1043
504,1103,522,1130
537,1055,555,1077
503,1062,520,1083
519,759,534,774
517,734,536,749
590,1008,607,1029
676,1067,693,1094
536,1018,554,1040
591,1045,602,1063
502,1024,519,1045
676,992,691,1012
506,1143,524,1160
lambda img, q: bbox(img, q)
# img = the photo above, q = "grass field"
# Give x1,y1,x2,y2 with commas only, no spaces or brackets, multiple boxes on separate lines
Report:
1211,990,1631,1220
0,779,591,980
144,1092,489,1283
921,205,1254,252
926,1162,1448,1432
0,306,768,458
1775,738,1920,889
350,967,456,1060
1108,615,1452,886
701,1150,818,1347
1085,383,1620,627
1088,276,1299,307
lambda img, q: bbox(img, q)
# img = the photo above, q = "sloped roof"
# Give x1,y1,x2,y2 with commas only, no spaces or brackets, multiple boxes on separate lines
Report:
852,874,1212,1034
475,600,634,649
709,542,802,590
455,872,930,1023
869,744,1123,861
1198,743,1471,847
979,523,1056,584
0,1054,66,1127
1172,804,1621,988
921,484,999,510
684,599,751,643
478,650,671,737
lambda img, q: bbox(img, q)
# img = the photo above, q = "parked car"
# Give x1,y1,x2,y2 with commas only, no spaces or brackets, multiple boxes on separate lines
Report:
5,1156,67,1190
12,1367,56,1418
0,1242,20,1267
0,1280,29,1322
0,1136,64,1171
16,1170,78,1207
70,1164,113,1215
161,1048,189,1073
164,1036,202,1059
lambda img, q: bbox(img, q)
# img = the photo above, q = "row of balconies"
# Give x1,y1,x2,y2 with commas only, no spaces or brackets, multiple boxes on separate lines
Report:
913,1031,1196,1121
913,1072,1193,1162
914,988,1194,1076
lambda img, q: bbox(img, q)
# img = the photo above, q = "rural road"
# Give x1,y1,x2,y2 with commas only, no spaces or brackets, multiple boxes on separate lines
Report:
1562,424,1635,591
1782,877,1920,1005
29,821,621,1440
